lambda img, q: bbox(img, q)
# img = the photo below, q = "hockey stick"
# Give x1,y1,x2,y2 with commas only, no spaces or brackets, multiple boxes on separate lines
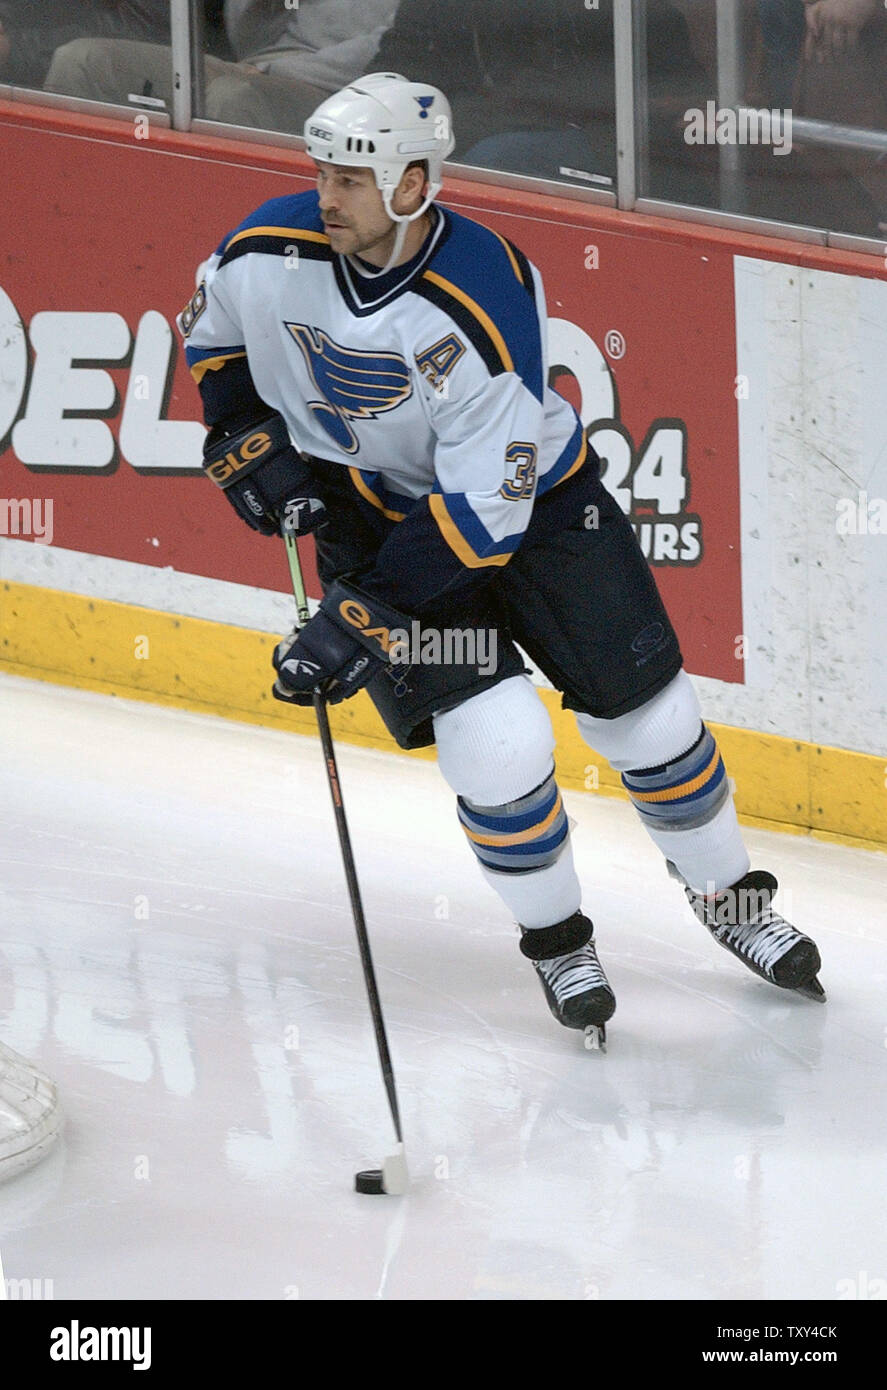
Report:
282,526,408,1196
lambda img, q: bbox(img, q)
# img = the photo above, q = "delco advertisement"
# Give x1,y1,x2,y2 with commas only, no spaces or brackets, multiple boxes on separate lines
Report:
0,112,742,681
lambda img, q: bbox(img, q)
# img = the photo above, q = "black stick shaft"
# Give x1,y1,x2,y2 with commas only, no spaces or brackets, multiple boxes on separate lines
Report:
311,695,403,1143
283,530,403,1145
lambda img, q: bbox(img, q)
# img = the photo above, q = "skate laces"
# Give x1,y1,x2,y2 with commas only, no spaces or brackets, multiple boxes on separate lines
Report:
537,945,609,1002
715,909,802,973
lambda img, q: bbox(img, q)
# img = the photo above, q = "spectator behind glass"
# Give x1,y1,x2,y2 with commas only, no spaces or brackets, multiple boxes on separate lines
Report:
0,1,169,90
44,0,397,132
372,0,713,205
758,0,885,103
755,0,886,234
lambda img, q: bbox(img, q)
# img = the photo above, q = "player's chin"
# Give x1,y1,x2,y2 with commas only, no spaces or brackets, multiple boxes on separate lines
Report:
324,225,353,248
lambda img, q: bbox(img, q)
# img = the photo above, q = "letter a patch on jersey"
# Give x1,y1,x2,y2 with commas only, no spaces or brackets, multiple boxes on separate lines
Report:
286,323,412,454
416,333,466,393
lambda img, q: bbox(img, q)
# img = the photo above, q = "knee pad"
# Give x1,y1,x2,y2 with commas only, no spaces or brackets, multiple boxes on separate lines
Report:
575,670,702,771
576,671,731,837
457,770,569,875
434,676,570,880
434,675,555,804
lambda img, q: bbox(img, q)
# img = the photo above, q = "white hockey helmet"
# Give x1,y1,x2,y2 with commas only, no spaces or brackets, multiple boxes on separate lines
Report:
304,72,455,225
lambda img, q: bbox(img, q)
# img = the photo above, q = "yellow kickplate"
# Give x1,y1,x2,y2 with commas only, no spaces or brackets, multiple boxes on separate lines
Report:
2,580,884,849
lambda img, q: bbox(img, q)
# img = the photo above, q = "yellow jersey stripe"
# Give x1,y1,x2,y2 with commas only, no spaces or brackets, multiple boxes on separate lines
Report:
348,469,407,522
421,270,514,374
428,493,513,569
490,230,525,287
556,434,587,487
189,350,247,384
628,748,722,804
462,795,564,847
224,225,330,252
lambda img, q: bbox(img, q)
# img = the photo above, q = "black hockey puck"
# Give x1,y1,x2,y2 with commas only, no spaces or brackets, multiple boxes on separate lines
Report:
354,1168,386,1195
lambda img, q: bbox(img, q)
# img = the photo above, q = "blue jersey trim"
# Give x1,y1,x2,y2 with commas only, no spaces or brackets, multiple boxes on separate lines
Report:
432,483,527,560
222,190,325,246
426,209,544,402
184,342,246,367
537,418,586,496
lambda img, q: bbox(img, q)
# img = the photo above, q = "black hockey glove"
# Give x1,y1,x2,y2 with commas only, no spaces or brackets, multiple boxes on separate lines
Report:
203,412,327,536
272,580,411,706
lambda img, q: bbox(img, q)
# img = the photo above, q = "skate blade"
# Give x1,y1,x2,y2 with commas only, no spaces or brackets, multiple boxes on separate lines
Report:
794,975,826,1002
583,1024,607,1053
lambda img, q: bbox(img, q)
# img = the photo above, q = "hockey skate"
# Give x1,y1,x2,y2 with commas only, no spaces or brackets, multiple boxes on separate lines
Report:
669,864,825,1000
520,911,616,1051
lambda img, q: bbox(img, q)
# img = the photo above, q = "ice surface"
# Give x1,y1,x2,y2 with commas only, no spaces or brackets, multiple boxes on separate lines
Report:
1,673,885,1300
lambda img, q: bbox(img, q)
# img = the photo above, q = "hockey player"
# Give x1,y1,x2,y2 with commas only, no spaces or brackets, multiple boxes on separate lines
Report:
179,72,824,1046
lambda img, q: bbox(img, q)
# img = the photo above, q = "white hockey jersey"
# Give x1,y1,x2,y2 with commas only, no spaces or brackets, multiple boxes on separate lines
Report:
181,189,589,610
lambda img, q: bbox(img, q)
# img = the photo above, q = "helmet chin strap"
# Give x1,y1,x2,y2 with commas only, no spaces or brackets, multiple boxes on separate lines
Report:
348,220,409,279
347,181,439,278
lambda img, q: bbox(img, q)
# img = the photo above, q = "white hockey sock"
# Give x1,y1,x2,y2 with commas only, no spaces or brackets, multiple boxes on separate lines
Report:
480,843,582,930
638,796,750,894
434,676,583,927
576,671,750,894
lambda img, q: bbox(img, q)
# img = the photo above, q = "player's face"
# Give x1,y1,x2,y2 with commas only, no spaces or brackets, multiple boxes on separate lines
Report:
315,163,403,264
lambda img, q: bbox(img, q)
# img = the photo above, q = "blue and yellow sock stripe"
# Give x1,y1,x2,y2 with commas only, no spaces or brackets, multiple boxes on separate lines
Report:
621,726,730,829
457,772,569,873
